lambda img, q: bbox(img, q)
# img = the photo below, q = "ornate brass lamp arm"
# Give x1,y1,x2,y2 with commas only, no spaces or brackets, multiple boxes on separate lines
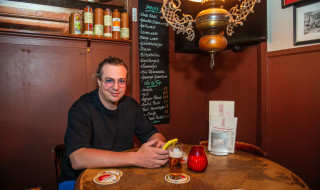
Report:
161,0,196,41
227,0,260,36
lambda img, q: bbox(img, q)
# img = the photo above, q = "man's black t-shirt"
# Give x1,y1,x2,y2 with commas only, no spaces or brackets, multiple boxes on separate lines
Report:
59,89,159,182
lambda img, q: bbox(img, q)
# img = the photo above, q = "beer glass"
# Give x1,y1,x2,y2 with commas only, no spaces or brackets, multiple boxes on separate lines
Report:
169,142,183,180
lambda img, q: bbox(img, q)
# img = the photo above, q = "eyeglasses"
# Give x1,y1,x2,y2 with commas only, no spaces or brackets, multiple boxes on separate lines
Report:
102,77,127,88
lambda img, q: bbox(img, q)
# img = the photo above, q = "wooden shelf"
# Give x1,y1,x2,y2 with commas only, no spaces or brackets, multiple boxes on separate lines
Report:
0,1,130,43
0,28,132,45
6,0,125,10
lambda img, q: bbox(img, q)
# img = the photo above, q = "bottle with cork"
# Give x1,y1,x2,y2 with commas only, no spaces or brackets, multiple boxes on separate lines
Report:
112,9,121,39
120,10,129,40
94,7,104,37
83,6,93,36
103,8,112,38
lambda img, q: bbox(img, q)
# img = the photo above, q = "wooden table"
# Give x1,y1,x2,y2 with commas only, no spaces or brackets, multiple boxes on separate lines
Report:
75,145,309,190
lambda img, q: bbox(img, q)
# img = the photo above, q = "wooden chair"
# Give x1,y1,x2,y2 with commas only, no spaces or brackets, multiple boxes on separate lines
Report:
199,140,266,157
52,143,66,184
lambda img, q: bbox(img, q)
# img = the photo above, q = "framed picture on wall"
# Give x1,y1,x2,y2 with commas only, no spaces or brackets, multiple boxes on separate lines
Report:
294,1,320,45
282,0,307,8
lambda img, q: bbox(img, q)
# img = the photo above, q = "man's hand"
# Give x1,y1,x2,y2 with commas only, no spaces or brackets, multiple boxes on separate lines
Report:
148,133,166,148
133,139,169,168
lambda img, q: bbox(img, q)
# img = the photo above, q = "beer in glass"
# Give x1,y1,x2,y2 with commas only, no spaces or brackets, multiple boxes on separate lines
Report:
169,142,183,180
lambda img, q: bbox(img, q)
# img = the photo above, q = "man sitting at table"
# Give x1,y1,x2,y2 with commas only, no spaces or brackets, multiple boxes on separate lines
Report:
59,56,169,190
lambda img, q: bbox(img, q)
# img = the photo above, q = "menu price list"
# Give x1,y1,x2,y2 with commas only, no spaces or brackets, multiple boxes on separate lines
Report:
138,0,169,124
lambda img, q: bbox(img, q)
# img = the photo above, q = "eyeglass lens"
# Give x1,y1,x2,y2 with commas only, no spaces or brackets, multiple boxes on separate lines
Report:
104,78,127,87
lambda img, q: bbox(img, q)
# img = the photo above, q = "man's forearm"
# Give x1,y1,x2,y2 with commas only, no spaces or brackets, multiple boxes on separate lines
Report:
69,148,136,170
69,139,169,170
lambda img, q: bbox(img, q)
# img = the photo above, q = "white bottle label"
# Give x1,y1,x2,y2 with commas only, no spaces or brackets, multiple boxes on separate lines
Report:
94,24,103,36
104,15,112,26
120,28,129,38
84,12,93,24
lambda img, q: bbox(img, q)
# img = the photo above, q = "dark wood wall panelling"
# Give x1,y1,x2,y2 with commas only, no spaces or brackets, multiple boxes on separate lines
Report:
0,33,85,190
266,45,320,189
0,32,131,190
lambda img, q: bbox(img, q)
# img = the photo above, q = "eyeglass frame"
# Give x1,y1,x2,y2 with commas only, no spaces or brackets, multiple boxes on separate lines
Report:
101,77,128,88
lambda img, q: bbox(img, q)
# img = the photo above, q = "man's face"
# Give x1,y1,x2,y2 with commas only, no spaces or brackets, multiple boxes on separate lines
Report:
97,64,127,110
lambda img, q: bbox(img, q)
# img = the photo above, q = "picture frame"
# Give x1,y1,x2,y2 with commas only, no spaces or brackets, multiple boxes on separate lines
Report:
282,0,307,9
294,1,320,45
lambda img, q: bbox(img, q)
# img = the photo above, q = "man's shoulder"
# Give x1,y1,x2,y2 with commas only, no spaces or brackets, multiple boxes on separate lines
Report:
70,90,97,110
120,95,138,104
79,89,96,101
119,96,141,110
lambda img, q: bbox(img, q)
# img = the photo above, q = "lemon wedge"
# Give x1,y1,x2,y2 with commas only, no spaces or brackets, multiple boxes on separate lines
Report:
162,138,178,149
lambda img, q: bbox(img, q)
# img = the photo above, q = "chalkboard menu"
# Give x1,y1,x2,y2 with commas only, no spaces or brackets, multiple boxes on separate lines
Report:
138,0,169,124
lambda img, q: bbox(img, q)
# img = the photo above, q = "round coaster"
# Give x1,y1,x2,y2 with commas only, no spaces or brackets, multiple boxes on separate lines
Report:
165,173,190,184
93,173,120,185
98,169,123,177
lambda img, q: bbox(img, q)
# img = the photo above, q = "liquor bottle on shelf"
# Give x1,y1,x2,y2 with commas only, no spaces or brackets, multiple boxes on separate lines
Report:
83,6,93,36
112,9,120,39
94,7,104,37
103,8,112,38
69,11,81,35
120,10,129,40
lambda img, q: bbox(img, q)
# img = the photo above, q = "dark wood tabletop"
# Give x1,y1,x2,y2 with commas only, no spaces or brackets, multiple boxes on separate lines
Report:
75,145,309,190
